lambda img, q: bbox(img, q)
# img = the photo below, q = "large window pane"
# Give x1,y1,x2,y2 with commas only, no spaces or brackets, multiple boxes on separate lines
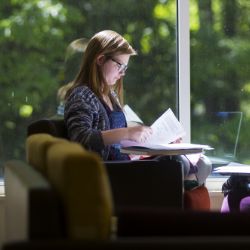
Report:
190,0,250,167
0,0,177,176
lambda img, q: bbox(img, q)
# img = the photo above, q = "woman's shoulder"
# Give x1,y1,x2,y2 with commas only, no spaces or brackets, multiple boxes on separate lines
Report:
71,85,94,96
66,85,102,111
69,85,98,101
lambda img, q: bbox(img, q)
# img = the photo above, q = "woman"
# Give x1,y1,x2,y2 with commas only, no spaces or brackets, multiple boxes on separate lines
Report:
64,30,211,185
64,30,152,161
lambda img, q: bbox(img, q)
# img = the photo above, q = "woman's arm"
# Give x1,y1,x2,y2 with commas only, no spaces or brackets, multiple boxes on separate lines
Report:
101,125,152,145
64,87,107,151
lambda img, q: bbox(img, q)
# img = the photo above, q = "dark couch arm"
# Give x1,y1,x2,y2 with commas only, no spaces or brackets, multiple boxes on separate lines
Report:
105,158,183,215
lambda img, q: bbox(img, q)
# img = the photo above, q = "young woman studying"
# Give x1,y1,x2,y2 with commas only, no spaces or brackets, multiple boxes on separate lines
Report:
64,30,211,186
64,30,152,161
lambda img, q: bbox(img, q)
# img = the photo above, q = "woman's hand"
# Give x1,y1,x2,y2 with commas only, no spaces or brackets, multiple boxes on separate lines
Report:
128,125,153,143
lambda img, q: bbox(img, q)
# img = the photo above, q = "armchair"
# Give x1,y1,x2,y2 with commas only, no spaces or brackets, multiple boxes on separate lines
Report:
5,151,250,250
27,119,184,211
27,118,210,211
4,133,250,250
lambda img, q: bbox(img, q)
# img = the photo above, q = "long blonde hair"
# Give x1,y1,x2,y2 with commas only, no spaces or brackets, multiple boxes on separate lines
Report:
65,30,137,105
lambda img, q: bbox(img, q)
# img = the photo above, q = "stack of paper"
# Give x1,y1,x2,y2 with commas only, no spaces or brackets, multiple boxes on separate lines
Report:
120,140,213,156
124,105,186,144
213,162,250,175
122,105,213,156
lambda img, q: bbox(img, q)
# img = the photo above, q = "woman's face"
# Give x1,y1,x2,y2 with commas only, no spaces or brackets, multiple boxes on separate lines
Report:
101,54,130,86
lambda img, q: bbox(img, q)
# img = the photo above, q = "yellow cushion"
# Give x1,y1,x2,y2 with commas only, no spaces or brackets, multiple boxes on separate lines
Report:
46,142,113,240
26,133,67,175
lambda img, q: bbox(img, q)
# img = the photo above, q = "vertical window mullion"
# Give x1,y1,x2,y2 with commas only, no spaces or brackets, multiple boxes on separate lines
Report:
177,0,190,142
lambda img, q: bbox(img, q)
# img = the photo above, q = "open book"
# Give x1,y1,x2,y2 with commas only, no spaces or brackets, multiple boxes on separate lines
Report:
122,105,213,157
124,104,186,144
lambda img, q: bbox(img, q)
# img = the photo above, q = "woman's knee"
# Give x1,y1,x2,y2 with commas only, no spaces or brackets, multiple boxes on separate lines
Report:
196,155,212,185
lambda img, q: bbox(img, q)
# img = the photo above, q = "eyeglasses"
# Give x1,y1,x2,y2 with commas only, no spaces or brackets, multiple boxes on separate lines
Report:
110,58,128,73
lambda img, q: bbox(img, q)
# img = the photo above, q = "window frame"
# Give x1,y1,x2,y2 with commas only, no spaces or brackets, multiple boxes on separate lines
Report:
177,0,191,143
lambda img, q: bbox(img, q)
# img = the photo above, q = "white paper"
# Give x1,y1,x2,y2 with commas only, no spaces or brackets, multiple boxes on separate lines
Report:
123,104,144,124
123,104,185,144
146,108,186,144
124,105,185,144
213,162,250,174
121,106,212,155
121,104,213,157
120,140,212,151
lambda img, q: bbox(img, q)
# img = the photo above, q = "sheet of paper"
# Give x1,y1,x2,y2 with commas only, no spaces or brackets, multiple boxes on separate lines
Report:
121,106,212,155
146,108,186,144
120,140,211,156
213,162,250,174
120,140,212,151
123,104,144,124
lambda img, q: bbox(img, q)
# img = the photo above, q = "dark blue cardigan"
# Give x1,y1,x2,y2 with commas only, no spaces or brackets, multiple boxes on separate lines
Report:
64,86,111,160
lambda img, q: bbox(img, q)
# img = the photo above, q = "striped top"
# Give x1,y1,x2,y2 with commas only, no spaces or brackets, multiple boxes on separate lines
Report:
64,85,123,160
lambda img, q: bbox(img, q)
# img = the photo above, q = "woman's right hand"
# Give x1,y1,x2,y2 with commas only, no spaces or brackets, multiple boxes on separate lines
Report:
127,125,153,143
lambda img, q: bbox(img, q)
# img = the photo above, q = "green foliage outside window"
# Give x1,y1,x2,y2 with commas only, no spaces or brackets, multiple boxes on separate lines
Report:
0,0,177,174
190,0,250,163
1,0,250,175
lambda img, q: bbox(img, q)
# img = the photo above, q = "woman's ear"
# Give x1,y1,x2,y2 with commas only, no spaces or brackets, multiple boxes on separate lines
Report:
96,55,105,66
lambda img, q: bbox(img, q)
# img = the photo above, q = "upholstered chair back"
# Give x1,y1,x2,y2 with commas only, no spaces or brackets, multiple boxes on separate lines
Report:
26,133,67,176
46,141,114,240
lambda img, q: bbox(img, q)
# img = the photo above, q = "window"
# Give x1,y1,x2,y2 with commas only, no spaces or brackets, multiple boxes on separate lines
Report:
0,0,177,176
190,0,250,169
